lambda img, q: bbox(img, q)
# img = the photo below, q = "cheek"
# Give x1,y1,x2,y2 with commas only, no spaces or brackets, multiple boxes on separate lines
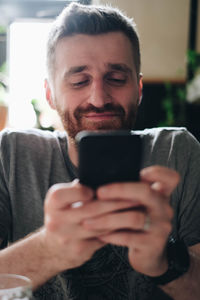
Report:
114,87,138,108
55,87,81,112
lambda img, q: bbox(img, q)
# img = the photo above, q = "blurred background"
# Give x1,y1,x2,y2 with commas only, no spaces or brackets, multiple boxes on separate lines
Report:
0,0,200,140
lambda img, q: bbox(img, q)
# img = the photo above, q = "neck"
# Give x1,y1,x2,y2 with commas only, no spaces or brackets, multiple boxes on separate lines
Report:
67,136,79,167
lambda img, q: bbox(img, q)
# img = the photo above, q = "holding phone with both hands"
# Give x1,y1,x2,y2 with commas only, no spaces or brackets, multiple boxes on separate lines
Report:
76,130,143,189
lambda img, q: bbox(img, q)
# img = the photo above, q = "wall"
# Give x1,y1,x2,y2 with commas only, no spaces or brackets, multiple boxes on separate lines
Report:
92,0,200,141
93,0,196,82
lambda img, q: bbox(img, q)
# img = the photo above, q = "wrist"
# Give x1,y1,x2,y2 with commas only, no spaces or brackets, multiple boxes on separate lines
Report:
36,228,64,275
145,236,190,285
148,251,168,277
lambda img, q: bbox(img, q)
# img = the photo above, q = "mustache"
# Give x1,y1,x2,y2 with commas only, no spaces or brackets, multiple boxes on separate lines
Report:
74,103,126,118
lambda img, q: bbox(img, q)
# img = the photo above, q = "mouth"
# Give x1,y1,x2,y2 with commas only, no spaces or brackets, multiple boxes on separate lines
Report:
84,113,120,121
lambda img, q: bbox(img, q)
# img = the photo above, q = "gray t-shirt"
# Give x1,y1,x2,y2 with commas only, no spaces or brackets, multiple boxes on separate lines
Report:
0,127,200,300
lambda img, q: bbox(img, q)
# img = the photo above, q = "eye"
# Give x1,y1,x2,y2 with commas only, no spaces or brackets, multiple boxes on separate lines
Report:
71,79,90,88
109,78,126,83
107,77,126,86
106,72,127,86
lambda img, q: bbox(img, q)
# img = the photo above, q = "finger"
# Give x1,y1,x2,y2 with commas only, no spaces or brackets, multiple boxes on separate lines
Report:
83,204,172,233
140,166,180,196
69,199,140,221
45,198,140,235
96,183,174,236
98,230,147,247
96,182,170,210
83,209,146,231
45,180,94,211
98,221,171,248
46,214,110,238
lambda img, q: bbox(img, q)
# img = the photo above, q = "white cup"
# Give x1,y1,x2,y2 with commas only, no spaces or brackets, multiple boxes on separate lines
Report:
0,274,32,300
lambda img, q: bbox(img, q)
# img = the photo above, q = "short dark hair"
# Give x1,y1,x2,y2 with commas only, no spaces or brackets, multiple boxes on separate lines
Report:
47,2,141,79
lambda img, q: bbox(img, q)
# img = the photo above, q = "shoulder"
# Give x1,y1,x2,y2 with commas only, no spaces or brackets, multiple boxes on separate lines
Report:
133,127,200,167
0,128,68,158
0,128,67,146
134,127,199,149
135,127,189,139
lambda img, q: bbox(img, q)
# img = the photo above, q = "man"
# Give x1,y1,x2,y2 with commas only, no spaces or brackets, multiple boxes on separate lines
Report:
0,2,200,300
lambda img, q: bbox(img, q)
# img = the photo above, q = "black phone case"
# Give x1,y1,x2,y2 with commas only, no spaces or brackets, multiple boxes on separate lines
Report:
76,130,142,189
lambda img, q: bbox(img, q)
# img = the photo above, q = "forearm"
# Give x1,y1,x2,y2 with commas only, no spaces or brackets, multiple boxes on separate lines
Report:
161,248,200,300
0,228,61,290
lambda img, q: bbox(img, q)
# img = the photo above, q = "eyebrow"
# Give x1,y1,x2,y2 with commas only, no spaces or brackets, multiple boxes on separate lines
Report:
63,63,133,79
64,65,88,78
107,63,133,75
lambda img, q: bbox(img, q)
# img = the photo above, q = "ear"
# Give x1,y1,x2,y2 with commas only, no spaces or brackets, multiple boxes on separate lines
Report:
44,79,56,110
138,73,143,106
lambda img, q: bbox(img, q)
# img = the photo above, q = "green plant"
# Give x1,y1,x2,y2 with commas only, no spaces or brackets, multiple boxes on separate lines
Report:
160,50,200,127
0,63,8,106
0,26,6,35
31,99,54,131
0,84,6,105
187,50,200,74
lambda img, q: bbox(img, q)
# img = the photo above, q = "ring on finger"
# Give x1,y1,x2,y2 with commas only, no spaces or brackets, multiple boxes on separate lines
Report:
143,214,151,231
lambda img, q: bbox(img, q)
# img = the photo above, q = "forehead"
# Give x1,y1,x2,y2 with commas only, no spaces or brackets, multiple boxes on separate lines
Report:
54,32,135,73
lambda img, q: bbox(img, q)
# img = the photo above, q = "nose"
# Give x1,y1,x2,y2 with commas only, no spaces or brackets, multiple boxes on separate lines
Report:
87,79,112,107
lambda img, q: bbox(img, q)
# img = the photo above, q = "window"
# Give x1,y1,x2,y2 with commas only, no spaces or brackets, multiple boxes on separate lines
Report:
8,20,61,129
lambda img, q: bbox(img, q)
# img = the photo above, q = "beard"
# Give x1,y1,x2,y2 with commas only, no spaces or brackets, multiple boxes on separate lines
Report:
56,101,138,140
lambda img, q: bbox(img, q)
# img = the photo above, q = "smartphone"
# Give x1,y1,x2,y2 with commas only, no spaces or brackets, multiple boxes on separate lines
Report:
75,130,143,189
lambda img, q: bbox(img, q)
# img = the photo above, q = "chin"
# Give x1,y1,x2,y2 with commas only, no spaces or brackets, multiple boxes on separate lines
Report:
82,119,124,131
63,118,134,139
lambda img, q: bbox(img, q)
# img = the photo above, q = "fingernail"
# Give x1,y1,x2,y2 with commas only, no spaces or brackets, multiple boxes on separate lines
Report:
71,201,83,208
140,168,150,178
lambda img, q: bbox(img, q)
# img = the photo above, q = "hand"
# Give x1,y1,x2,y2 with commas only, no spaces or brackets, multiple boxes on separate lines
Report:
42,179,103,272
82,166,180,277
42,179,141,273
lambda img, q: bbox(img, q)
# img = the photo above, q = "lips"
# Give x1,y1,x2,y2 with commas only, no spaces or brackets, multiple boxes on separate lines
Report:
84,113,120,120
74,103,126,122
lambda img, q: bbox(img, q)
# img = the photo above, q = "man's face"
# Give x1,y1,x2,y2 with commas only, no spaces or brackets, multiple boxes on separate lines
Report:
46,32,142,139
